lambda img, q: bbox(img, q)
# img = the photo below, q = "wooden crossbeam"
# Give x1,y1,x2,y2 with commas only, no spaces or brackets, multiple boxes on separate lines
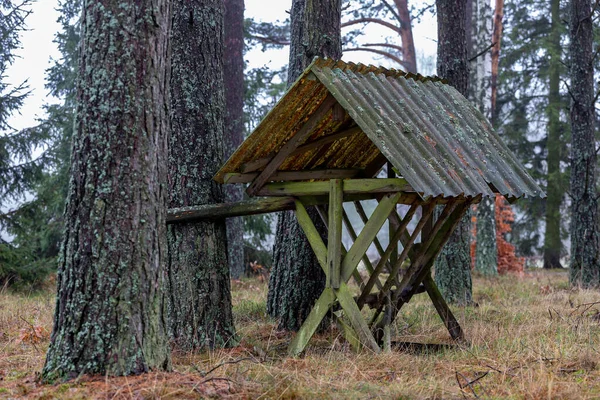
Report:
256,178,412,197
224,168,361,184
240,126,362,173
246,95,338,195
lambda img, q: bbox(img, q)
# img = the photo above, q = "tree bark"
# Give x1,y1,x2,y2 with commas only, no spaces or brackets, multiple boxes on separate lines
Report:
224,0,246,279
470,0,498,276
167,0,236,350
267,0,342,331
543,0,564,269
434,0,473,305
42,0,171,380
569,0,600,286
394,0,417,73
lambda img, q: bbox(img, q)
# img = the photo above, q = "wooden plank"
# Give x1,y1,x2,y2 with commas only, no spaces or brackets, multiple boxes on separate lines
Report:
167,197,297,223
288,288,336,356
361,153,388,178
247,94,338,195
422,274,464,341
240,126,362,173
257,178,412,197
342,192,402,282
335,284,381,353
316,206,367,291
294,200,328,269
334,312,361,352
352,201,395,271
388,200,476,321
224,168,360,184
356,202,420,309
327,179,343,288
341,210,383,290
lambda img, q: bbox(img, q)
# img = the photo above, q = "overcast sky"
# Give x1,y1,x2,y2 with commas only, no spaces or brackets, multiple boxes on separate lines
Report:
6,0,438,134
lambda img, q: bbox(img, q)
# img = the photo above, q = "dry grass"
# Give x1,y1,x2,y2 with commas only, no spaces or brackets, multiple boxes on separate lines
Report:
1,270,600,399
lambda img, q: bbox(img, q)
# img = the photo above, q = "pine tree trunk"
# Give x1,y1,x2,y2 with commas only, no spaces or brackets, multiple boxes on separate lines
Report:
266,0,342,331
569,0,600,286
224,0,245,279
167,0,236,350
42,0,171,380
543,0,564,269
470,0,498,276
434,0,473,305
394,0,417,74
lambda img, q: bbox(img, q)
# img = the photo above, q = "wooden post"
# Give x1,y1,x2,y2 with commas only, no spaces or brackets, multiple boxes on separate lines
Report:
327,179,343,288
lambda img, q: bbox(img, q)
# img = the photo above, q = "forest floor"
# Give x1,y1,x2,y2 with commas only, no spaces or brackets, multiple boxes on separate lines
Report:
1,269,599,399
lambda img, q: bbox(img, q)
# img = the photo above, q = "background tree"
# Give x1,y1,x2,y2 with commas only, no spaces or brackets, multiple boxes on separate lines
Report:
569,0,600,286
167,0,236,349
470,0,498,276
433,0,473,305
498,0,569,260
543,0,565,269
42,0,171,379
267,0,342,331
224,0,245,279
342,0,418,73
1,0,81,288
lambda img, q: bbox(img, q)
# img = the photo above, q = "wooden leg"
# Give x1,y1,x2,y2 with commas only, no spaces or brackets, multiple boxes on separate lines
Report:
288,289,336,356
422,274,464,341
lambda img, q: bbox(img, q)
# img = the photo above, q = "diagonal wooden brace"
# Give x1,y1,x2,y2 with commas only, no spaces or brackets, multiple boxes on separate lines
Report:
288,196,400,355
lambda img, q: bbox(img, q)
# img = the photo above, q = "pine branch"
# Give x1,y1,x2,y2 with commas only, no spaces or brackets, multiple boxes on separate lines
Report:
363,42,403,52
469,41,497,62
341,18,401,35
593,88,600,106
380,0,402,24
343,47,407,67
247,34,290,46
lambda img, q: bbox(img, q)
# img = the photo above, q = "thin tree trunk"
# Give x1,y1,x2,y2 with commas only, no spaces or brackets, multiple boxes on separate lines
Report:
543,0,564,269
267,0,342,331
569,0,600,286
394,0,417,74
42,0,171,380
167,0,236,350
434,0,473,305
224,0,246,279
471,0,498,276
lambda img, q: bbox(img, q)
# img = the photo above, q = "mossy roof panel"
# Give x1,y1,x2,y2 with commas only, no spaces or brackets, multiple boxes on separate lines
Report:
215,58,544,199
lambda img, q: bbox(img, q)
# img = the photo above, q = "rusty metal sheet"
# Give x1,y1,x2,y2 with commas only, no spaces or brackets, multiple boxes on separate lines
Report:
214,58,544,200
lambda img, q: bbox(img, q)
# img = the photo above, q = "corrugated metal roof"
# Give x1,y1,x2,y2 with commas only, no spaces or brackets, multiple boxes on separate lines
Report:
214,58,544,199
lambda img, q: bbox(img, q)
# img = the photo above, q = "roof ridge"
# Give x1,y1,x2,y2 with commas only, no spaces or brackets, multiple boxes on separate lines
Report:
310,56,446,84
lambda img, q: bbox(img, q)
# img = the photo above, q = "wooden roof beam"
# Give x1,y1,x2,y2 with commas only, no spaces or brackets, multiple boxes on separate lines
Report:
240,125,362,174
224,168,361,184
246,94,338,195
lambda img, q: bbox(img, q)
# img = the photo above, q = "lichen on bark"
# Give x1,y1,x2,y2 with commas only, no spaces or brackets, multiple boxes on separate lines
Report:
167,0,237,350
266,0,342,331
42,0,172,380
434,0,473,305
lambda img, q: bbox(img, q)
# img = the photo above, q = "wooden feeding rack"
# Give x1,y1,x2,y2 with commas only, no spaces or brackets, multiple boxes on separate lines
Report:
168,58,545,355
